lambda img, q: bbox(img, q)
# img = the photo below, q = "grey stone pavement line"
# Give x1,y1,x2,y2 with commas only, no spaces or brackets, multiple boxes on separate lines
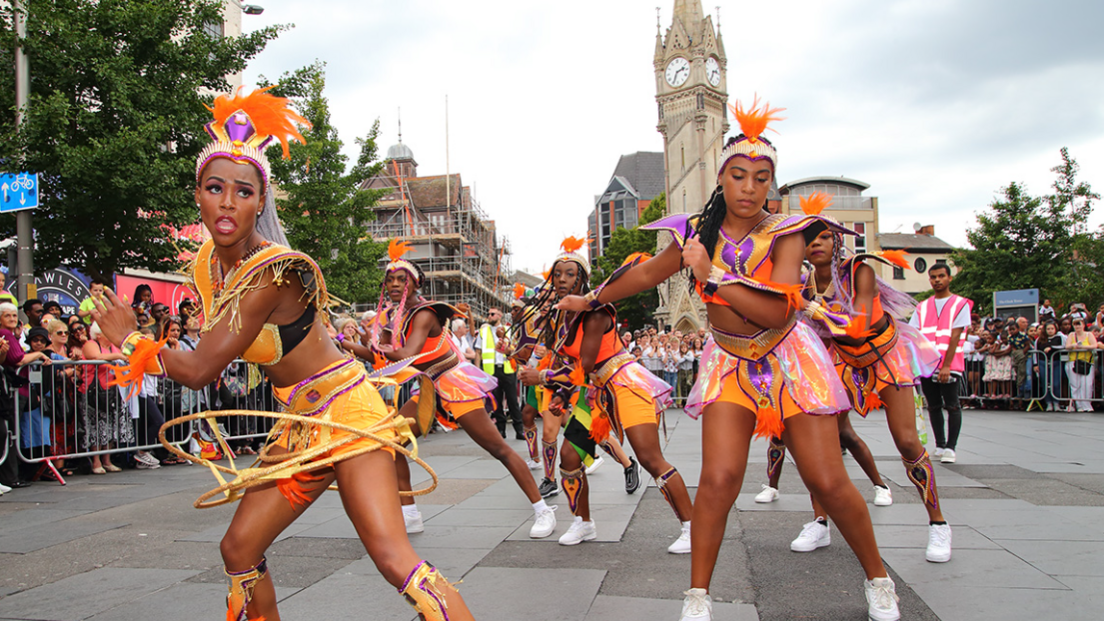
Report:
1,408,1102,620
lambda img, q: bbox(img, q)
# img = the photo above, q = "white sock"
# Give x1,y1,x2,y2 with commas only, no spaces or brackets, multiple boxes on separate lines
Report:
532,499,549,514
682,520,691,529
402,504,419,517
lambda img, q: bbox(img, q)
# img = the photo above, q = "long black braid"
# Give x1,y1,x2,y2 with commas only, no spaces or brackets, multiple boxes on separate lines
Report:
688,134,774,293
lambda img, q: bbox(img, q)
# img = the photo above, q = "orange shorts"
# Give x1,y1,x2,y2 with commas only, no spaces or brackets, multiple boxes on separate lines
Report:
609,384,661,429
270,360,399,460
409,393,484,420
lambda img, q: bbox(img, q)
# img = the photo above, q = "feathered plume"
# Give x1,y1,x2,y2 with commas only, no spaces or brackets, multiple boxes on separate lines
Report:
750,276,806,312
622,252,652,266
879,250,910,270
209,86,310,159
843,304,876,341
799,191,834,216
730,95,785,143
514,283,528,300
388,239,414,261
276,470,326,510
560,236,588,254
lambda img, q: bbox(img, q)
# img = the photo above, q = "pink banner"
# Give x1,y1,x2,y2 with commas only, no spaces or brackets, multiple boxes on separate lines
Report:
114,274,197,315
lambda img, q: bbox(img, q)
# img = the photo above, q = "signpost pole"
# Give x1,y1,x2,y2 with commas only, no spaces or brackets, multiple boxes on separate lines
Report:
14,0,34,302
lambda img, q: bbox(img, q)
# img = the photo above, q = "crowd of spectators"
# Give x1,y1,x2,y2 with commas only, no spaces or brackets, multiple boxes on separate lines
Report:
961,300,1104,412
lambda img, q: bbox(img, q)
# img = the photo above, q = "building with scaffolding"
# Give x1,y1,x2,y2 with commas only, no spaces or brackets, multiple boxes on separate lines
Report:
359,137,513,322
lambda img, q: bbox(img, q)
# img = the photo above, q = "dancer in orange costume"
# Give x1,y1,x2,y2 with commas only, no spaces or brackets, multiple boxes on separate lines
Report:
91,88,473,621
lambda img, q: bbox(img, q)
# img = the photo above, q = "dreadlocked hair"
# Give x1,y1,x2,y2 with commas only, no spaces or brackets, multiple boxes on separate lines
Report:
529,259,591,351
688,185,728,293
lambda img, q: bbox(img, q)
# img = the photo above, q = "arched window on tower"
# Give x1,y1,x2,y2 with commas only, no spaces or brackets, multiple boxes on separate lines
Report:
697,92,704,110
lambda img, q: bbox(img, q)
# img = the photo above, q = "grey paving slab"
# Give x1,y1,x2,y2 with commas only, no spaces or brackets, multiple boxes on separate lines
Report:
293,504,449,540
909,583,1098,621
879,548,1068,589
584,594,759,621
461,567,605,621
0,508,93,535
505,503,638,543
276,571,417,621
402,524,518,549
419,455,481,475
438,458,512,479
343,546,491,580
0,567,199,621
994,539,1104,576
873,524,1001,550
454,489,547,510
177,519,313,543
425,507,534,528
83,582,301,621
882,464,989,488
0,520,129,554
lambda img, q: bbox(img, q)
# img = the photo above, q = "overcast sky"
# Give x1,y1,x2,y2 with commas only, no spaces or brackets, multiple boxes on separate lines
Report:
241,0,1104,274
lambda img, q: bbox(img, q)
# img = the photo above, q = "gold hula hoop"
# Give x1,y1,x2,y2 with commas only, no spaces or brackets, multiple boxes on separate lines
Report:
158,409,437,509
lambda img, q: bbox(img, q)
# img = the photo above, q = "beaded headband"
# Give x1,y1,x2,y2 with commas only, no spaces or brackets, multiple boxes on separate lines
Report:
195,86,310,188
718,96,785,174
551,236,591,276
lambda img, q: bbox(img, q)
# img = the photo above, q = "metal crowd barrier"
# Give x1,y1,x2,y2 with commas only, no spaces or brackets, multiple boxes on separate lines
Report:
5,359,276,485
960,347,1104,411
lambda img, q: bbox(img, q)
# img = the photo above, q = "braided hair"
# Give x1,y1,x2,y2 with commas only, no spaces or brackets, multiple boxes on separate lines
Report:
519,259,591,352
369,262,427,348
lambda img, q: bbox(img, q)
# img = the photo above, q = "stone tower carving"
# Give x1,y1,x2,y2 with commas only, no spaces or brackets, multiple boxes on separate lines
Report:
654,0,727,330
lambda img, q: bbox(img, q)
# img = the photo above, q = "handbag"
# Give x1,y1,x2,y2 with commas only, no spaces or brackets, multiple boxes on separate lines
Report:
1073,359,1092,375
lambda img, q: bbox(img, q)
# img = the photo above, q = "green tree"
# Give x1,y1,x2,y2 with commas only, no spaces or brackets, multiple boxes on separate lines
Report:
948,149,1099,313
591,193,665,330
0,0,285,280
263,63,387,304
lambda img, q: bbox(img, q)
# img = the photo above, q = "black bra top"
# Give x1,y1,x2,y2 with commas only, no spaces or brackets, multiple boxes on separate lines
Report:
278,304,316,354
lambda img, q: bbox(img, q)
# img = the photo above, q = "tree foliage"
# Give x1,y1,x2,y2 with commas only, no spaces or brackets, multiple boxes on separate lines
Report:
0,0,285,280
262,63,387,304
590,193,665,331
948,149,1100,314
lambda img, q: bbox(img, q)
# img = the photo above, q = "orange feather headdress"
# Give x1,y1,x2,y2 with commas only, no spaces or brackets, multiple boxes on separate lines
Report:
196,86,311,188
385,238,421,286
552,235,591,275
799,192,833,216
719,95,785,174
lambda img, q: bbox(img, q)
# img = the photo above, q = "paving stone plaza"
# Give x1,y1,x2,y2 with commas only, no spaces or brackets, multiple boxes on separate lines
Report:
1,408,1102,620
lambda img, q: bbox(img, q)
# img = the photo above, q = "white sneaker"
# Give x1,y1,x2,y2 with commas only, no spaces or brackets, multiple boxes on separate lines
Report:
558,516,597,546
0,483,10,494
668,522,691,554
135,460,160,470
865,576,900,621
525,458,541,470
926,523,952,562
941,449,956,463
790,520,831,552
136,451,160,467
873,485,893,506
404,510,424,534
679,588,712,620
529,505,557,538
754,484,779,503
585,455,605,475
933,447,945,458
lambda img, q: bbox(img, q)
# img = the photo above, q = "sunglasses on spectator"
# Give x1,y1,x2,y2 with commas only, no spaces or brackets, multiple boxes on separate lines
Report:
55,330,68,336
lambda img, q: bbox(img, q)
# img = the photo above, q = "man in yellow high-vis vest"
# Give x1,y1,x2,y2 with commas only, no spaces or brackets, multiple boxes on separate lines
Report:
475,307,522,439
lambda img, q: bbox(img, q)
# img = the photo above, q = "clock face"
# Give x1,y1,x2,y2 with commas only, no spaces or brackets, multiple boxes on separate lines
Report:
665,57,690,87
706,57,721,87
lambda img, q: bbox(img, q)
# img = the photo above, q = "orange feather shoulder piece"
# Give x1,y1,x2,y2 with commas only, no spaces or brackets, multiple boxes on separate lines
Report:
622,252,652,266
878,250,910,269
730,95,785,143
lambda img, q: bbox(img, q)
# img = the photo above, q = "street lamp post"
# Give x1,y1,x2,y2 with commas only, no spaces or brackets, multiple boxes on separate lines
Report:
14,0,34,302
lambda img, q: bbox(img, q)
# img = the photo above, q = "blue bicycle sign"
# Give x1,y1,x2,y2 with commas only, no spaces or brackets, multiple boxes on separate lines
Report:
0,173,39,213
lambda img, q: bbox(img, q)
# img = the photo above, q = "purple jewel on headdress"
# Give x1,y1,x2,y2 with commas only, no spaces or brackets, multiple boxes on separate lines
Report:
225,112,256,144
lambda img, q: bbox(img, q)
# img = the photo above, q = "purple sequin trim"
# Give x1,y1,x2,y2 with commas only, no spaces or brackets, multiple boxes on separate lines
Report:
285,358,357,404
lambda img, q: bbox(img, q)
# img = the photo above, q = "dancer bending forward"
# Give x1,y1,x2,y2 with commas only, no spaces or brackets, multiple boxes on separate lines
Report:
92,89,473,621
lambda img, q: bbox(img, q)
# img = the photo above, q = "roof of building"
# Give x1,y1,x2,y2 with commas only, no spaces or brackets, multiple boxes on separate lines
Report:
779,176,870,194
386,141,415,162
611,152,665,201
406,174,462,209
878,233,956,251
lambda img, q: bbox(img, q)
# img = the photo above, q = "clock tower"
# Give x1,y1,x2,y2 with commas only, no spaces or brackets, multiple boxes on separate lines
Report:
654,0,728,330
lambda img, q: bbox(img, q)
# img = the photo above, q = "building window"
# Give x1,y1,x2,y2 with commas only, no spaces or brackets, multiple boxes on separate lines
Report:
914,257,928,273
203,20,223,39
681,146,685,171
697,92,705,110
893,266,905,280
853,222,866,253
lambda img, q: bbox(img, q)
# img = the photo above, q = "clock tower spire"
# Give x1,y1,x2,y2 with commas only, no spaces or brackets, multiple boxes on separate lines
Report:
653,0,727,330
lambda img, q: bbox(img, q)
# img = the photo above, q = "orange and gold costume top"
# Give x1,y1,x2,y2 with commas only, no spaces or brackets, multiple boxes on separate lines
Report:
190,239,328,366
